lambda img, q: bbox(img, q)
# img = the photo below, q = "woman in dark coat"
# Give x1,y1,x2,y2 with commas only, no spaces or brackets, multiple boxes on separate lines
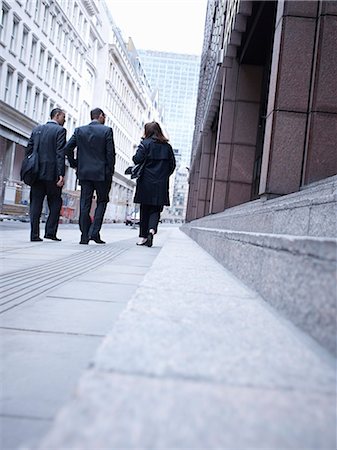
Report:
133,122,176,247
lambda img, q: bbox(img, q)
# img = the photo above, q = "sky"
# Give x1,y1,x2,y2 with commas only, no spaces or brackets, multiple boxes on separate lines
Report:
106,0,208,55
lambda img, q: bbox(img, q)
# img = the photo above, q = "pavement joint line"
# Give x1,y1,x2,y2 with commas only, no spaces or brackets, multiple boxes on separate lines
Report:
0,325,104,338
0,413,53,422
46,295,129,303
70,280,141,286
93,368,336,395
138,283,259,298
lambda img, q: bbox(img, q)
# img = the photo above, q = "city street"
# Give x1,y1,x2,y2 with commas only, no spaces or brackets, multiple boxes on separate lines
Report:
0,221,335,449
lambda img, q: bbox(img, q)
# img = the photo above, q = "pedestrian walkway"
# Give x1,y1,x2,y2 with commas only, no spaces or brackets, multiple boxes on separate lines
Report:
0,224,335,449
0,223,161,449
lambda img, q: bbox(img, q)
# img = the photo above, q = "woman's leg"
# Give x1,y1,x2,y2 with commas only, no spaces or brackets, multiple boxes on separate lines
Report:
139,204,150,238
148,205,163,234
146,205,163,247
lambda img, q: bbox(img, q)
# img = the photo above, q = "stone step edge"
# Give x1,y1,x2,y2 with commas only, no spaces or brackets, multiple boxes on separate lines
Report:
184,226,337,262
192,177,337,221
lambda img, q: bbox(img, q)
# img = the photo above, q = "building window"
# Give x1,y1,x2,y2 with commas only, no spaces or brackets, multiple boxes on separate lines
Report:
78,11,83,32
10,15,19,54
52,61,59,89
65,74,70,99
0,2,9,44
62,30,67,54
34,0,41,23
56,22,62,46
59,68,65,95
19,26,29,62
24,82,32,114
37,45,45,77
41,95,47,122
14,74,23,108
25,0,32,15
75,85,80,107
42,4,49,33
29,36,37,70
45,54,52,85
33,89,41,119
70,80,75,104
4,66,14,103
73,3,78,25
50,14,56,42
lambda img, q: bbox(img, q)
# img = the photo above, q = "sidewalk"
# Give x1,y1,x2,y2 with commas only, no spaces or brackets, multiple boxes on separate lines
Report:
0,224,335,449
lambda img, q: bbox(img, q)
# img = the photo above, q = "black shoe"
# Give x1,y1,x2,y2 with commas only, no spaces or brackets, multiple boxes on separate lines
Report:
146,232,153,247
79,239,89,245
136,240,148,246
90,236,106,244
31,237,43,242
44,235,61,241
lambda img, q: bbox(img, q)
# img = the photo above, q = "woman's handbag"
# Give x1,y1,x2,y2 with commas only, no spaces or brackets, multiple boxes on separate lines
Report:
125,142,147,180
125,161,146,180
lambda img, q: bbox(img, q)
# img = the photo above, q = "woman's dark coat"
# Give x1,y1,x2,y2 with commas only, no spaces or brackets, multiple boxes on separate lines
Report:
132,137,176,206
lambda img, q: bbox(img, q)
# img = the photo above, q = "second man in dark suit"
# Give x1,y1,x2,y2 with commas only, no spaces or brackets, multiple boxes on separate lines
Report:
64,108,115,244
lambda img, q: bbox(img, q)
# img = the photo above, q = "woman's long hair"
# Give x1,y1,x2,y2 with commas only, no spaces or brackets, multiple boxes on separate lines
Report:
143,122,169,143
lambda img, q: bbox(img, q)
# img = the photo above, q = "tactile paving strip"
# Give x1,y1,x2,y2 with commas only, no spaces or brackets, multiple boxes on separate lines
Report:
0,239,135,313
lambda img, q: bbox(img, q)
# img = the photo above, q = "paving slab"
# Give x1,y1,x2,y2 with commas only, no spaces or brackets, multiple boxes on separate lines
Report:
37,371,335,450
1,416,52,450
46,279,138,302
1,292,131,336
0,329,101,418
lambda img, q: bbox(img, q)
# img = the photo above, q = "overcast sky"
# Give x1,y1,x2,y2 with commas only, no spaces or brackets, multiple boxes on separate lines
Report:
106,0,208,55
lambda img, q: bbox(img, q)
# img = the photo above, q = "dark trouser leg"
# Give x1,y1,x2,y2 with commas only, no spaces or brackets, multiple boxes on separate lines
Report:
148,205,163,234
44,181,62,237
139,204,150,238
79,181,94,241
89,179,111,238
30,181,46,240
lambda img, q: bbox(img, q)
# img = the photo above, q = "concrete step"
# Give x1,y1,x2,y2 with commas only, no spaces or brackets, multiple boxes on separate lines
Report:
182,225,337,355
191,175,337,238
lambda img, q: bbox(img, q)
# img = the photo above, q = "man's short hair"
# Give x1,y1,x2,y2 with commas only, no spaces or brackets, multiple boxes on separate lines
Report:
90,108,104,120
50,108,64,119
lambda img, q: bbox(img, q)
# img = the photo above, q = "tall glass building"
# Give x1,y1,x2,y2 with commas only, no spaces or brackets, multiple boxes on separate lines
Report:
138,50,200,167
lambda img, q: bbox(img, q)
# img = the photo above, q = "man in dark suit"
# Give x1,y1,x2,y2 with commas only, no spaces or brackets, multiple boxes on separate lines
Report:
26,108,66,242
64,108,115,244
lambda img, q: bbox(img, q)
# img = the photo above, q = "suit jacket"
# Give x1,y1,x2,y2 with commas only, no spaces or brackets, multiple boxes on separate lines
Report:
64,121,115,181
25,121,66,181
133,137,176,206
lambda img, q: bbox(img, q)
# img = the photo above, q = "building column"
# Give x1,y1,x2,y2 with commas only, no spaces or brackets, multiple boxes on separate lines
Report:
259,1,319,197
195,132,213,219
302,1,337,184
211,61,262,212
186,152,201,222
